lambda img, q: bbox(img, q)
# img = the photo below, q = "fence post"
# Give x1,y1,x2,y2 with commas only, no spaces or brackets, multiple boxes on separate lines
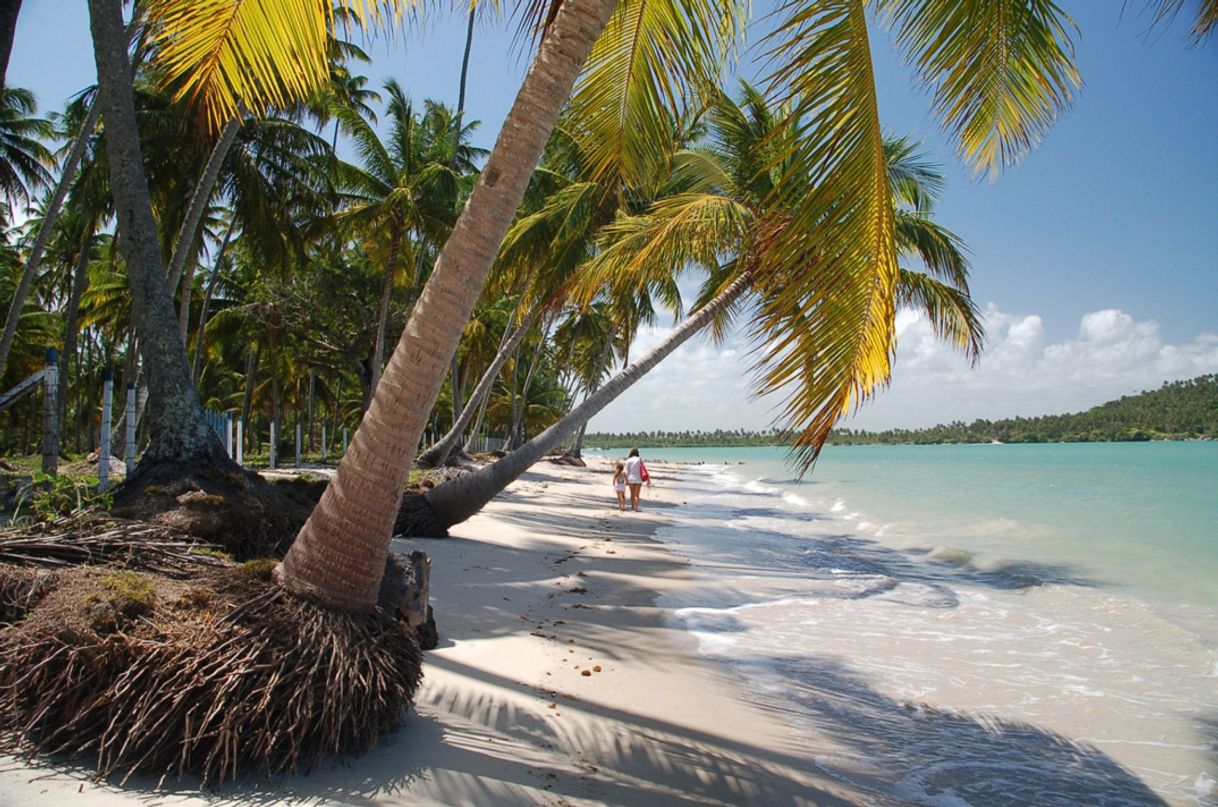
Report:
321,424,327,464
295,422,302,468
41,348,59,475
124,383,136,474
225,413,233,457
270,421,277,469
343,427,349,456
99,369,113,490
236,418,244,467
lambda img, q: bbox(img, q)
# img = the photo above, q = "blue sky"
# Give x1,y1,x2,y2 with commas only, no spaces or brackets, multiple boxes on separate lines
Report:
9,2,1218,430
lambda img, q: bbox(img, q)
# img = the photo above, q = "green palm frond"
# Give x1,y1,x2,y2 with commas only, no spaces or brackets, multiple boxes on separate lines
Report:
895,209,969,288
569,0,746,188
145,0,418,132
574,191,752,306
0,87,55,210
885,135,943,212
874,0,1081,178
759,0,899,471
897,268,984,363
1140,0,1218,42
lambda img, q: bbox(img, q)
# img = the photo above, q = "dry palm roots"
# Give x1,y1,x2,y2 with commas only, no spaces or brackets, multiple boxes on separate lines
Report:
0,517,424,787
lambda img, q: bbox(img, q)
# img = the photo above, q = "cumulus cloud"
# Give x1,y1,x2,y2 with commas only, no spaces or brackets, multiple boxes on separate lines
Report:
586,306,1218,433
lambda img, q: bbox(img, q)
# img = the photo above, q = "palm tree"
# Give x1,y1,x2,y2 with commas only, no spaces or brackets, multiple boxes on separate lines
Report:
334,84,482,399
0,85,51,213
0,84,55,377
137,0,1080,610
87,0,233,476
400,90,982,535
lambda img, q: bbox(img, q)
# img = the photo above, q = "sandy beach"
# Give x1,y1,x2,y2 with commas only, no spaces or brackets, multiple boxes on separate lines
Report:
0,460,880,806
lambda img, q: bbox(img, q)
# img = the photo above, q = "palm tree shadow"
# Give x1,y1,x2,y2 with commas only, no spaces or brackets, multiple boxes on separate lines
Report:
736,656,1168,806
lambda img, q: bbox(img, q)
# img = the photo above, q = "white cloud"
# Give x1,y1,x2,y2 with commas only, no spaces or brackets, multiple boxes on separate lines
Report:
586,305,1218,433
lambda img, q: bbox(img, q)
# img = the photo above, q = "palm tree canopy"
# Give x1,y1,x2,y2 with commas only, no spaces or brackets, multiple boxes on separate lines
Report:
0,85,54,215
573,83,984,471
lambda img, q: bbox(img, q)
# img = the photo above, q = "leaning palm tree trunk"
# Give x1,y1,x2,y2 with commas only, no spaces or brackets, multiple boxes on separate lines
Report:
58,234,93,428
166,116,241,298
417,301,542,467
0,99,101,379
399,272,752,535
191,218,237,380
279,0,622,612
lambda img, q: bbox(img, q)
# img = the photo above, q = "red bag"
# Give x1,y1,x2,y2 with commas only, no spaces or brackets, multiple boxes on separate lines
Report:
640,460,650,483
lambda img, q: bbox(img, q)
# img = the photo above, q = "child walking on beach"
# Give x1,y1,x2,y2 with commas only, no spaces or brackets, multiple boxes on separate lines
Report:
612,463,627,512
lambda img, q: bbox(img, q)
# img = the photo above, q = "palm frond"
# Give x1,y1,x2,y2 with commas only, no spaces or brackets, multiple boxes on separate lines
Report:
897,268,984,363
1137,0,1218,42
758,0,899,471
874,0,1081,178
574,191,751,306
145,0,418,132
569,0,746,189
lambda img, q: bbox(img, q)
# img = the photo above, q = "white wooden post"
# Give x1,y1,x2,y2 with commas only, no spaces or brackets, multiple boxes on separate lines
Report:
41,348,59,475
295,422,302,468
236,418,244,466
124,383,136,473
225,412,233,457
270,421,277,469
99,369,113,490
321,424,327,463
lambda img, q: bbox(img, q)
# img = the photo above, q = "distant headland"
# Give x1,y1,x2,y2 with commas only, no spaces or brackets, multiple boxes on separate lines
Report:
586,375,1218,448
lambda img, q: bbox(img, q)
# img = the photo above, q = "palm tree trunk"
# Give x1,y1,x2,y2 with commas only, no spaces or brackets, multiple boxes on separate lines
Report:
0,0,21,91
279,0,621,611
0,96,101,379
418,301,542,467
191,218,236,381
509,325,548,448
240,341,259,430
368,227,402,396
401,272,753,534
88,0,226,468
562,337,614,460
58,236,92,430
166,116,241,299
446,5,477,430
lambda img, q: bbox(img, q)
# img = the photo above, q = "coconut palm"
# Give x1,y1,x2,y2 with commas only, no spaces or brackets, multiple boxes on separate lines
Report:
0,85,56,377
400,88,982,535
130,0,1080,610
0,85,51,213
334,83,484,398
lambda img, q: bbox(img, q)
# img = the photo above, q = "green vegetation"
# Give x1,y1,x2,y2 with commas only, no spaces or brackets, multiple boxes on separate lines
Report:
832,375,1218,445
585,429,786,449
588,376,1218,448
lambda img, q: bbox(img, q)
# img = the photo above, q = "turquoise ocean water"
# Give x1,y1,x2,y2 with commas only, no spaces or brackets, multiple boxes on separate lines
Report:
591,443,1218,805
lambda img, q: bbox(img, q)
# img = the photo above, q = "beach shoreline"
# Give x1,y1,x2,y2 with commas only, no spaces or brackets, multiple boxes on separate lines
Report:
0,460,876,806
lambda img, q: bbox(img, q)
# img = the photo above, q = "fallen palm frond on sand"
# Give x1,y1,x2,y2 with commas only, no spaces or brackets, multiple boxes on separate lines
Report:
0,521,424,787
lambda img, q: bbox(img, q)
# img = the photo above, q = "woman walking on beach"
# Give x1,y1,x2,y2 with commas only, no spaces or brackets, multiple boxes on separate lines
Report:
623,448,647,512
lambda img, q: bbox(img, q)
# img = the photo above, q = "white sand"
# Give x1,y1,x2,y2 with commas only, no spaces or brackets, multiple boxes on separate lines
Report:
0,461,884,806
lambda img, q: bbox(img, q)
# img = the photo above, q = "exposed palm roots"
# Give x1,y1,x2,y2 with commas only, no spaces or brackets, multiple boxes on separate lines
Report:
0,529,424,787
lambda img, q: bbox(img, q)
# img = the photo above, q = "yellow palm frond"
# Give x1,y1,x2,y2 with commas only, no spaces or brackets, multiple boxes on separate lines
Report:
569,0,746,189
145,0,416,132
758,0,898,471
874,0,1081,178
